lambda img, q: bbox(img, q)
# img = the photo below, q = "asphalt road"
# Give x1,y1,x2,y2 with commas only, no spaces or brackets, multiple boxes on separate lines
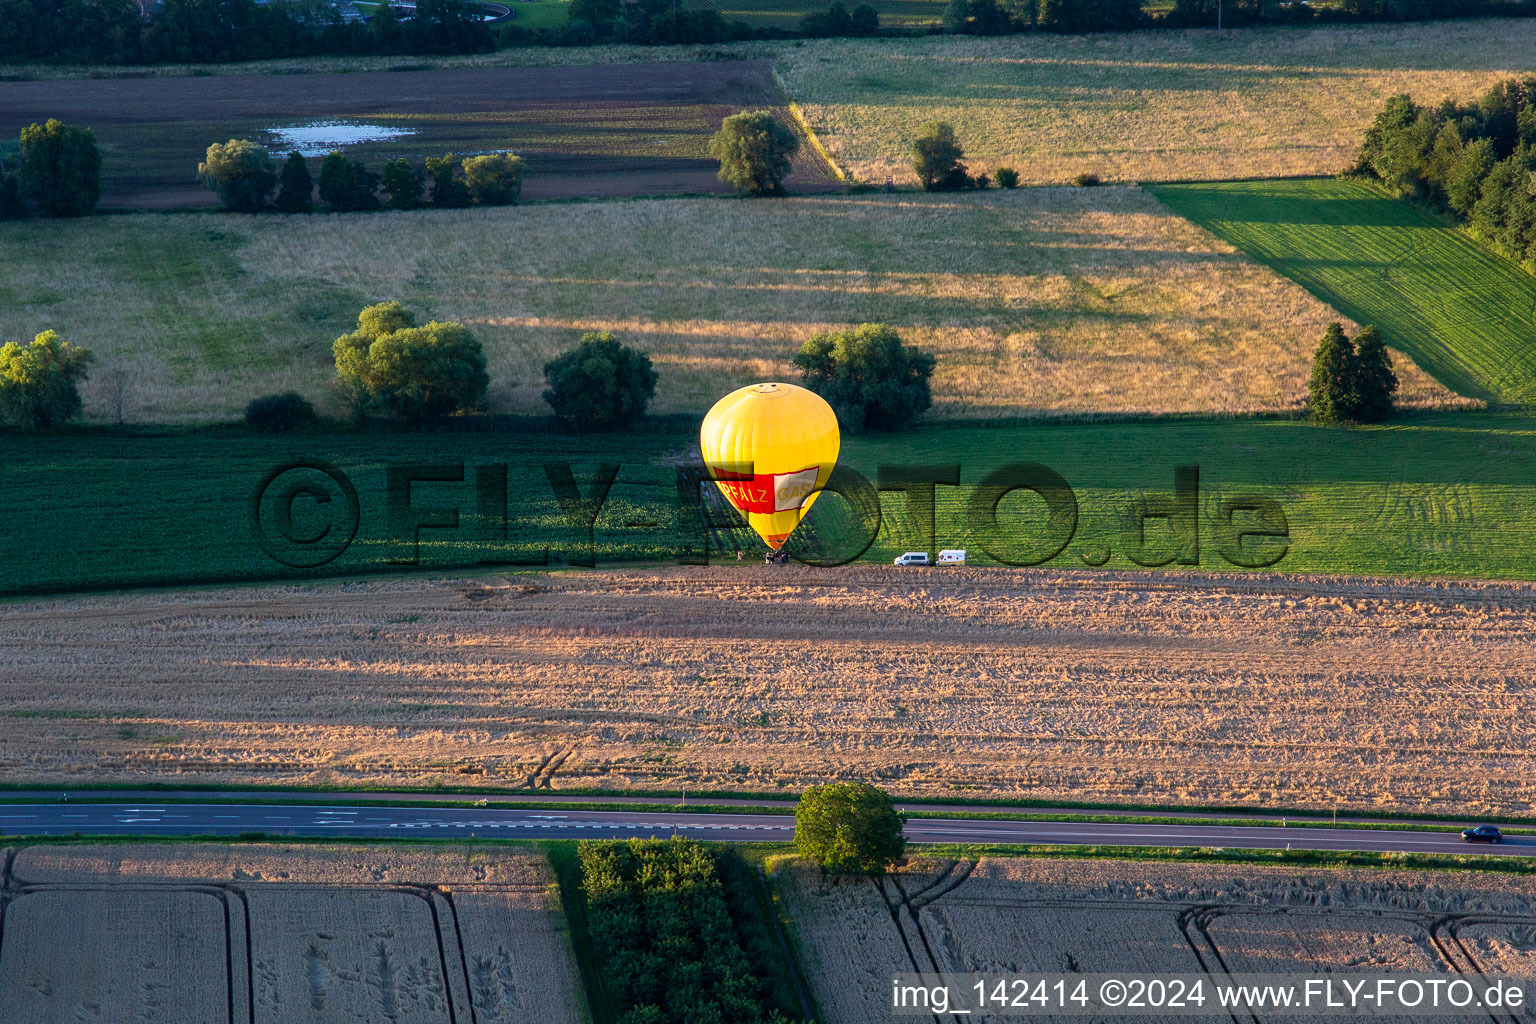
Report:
0,803,1526,856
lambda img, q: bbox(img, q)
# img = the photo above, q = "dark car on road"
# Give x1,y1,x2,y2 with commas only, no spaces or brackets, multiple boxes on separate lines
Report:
1461,825,1504,843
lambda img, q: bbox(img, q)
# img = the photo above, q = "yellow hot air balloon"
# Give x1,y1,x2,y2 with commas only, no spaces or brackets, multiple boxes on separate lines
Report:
700,382,840,551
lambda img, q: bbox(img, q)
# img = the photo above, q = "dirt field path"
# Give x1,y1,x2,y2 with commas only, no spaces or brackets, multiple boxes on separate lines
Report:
2,566,1533,815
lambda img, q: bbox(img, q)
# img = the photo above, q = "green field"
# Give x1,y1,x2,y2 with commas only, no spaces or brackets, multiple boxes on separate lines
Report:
5,412,1536,595
1150,178,1536,405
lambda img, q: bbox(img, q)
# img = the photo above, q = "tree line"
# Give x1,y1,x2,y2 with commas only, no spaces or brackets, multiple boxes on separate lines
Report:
0,0,492,64
198,140,524,212
1350,77,1536,272
6,0,1534,65
577,839,807,1024
310,301,937,433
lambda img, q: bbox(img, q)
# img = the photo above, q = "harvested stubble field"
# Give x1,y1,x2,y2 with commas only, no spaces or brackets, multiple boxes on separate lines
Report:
0,188,1461,423
4,567,1536,814
0,60,836,208
775,19,1536,185
0,843,585,1024
776,855,1536,1023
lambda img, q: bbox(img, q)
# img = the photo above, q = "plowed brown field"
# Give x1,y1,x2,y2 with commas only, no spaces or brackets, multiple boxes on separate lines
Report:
2,566,1535,814
0,60,837,208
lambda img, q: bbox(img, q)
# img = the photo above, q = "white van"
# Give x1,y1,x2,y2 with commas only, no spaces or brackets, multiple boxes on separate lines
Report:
937,549,966,566
893,552,930,567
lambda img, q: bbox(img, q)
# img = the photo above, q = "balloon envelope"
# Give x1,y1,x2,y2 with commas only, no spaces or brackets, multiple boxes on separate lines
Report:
699,382,840,550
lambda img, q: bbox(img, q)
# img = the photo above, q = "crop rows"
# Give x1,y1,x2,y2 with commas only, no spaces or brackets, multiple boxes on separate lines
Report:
0,844,584,1024
778,856,1536,1024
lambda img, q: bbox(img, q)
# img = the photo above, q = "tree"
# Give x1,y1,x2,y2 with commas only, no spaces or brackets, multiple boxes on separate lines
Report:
708,110,800,197
197,139,276,212
569,0,623,29
911,121,971,191
426,153,471,208
793,323,935,433
370,0,404,51
100,367,133,425
1351,326,1398,423
849,2,879,33
0,329,93,429
941,0,968,30
1444,137,1497,216
1037,0,1140,31
318,151,380,212
381,157,425,210
542,331,658,429
1307,322,1358,423
794,782,906,875
19,119,101,217
462,153,524,205
801,0,851,33
333,301,488,421
274,151,313,213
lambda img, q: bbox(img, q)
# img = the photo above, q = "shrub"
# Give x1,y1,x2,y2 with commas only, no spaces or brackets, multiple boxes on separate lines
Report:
850,1,879,33
333,301,488,421
318,151,381,212
426,152,472,207
911,121,972,191
19,119,101,217
709,110,800,197
994,166,1020,188
274,151,313,213
793,322,935,433
942,0,968,29
794,782,906,875
0,329,93,429
461,152,524,205
1307,321,1397,423
1073,171,1102,186
244,391,317,432
197,139,276,212
542,331,658,429
381,157,425,210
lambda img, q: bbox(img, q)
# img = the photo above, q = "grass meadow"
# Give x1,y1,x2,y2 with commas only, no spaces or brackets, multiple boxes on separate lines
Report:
774,19,1536,185
1150,178,1536,405
0,189,1462,424
4,411,1536,594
